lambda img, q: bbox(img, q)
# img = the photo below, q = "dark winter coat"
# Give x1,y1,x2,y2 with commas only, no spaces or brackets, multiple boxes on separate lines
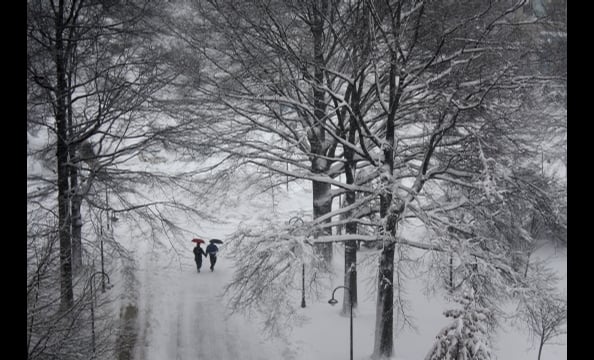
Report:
205,244,219,257
193,246,206,261
205,243,219,270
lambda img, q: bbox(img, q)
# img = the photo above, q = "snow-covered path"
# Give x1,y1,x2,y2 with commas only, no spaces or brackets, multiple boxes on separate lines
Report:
133,248,286,360
129,242,566,360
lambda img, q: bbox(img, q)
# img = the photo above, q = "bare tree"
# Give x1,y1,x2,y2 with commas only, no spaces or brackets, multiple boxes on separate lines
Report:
27,0,223,357
523,295,566,360
27,0,195,287
166,0,363,263
516,260,567,360
26,218,117,360
153,1,566,359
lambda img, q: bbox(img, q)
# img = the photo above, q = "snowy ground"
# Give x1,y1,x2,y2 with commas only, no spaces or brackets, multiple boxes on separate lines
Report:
125,185,566,360
132,249,289,360
128,239,566,360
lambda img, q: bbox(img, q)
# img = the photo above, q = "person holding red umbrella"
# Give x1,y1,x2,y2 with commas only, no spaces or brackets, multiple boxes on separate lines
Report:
192,239,207,273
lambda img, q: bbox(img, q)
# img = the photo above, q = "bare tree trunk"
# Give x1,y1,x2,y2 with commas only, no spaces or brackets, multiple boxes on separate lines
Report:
310,0,333,263
372,170,398,359
55,0,74,310
373,52,400,357
537,337,544,360
373,186,399,359
342,122,358,314
312,180,333,262
69,106,83,274
64,45,83,274
343,236,358,315
70,169,83,273
373,239,395,358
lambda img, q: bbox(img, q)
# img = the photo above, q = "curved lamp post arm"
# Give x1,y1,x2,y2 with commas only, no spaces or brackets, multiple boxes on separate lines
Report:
328,286,353,360
288,216,304,227
328,286,351,304
89,271,111,288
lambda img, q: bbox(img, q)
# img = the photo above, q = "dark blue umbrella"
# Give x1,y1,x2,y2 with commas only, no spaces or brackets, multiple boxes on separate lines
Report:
209,239,223,244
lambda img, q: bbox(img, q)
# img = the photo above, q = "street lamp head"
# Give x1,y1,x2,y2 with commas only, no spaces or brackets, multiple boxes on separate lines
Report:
328,285,350,306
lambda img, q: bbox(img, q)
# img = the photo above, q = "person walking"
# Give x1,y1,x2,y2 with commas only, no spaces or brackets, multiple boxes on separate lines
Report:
193,243,206,273
205,242,219,272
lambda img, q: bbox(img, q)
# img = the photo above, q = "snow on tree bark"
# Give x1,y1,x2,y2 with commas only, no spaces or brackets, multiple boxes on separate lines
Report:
312,180,333,263
372,240,395,359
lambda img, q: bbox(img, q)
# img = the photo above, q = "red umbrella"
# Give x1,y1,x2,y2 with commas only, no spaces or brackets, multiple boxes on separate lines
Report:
192,238,205,244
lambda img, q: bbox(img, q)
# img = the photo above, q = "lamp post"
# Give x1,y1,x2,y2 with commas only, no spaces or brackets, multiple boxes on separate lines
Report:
100,231,105,292
328,286,353,360
88,271,111,358
301,263,306,308
101,189,108,293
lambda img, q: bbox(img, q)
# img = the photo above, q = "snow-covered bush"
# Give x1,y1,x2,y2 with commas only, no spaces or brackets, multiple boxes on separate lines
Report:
425,290,494,360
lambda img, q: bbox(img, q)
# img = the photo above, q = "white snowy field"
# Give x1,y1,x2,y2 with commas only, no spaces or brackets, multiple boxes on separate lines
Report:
119,182,566,360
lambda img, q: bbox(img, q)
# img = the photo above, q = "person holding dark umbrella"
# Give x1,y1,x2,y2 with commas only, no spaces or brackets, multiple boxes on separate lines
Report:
206,239,223,272
192,239,207,273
